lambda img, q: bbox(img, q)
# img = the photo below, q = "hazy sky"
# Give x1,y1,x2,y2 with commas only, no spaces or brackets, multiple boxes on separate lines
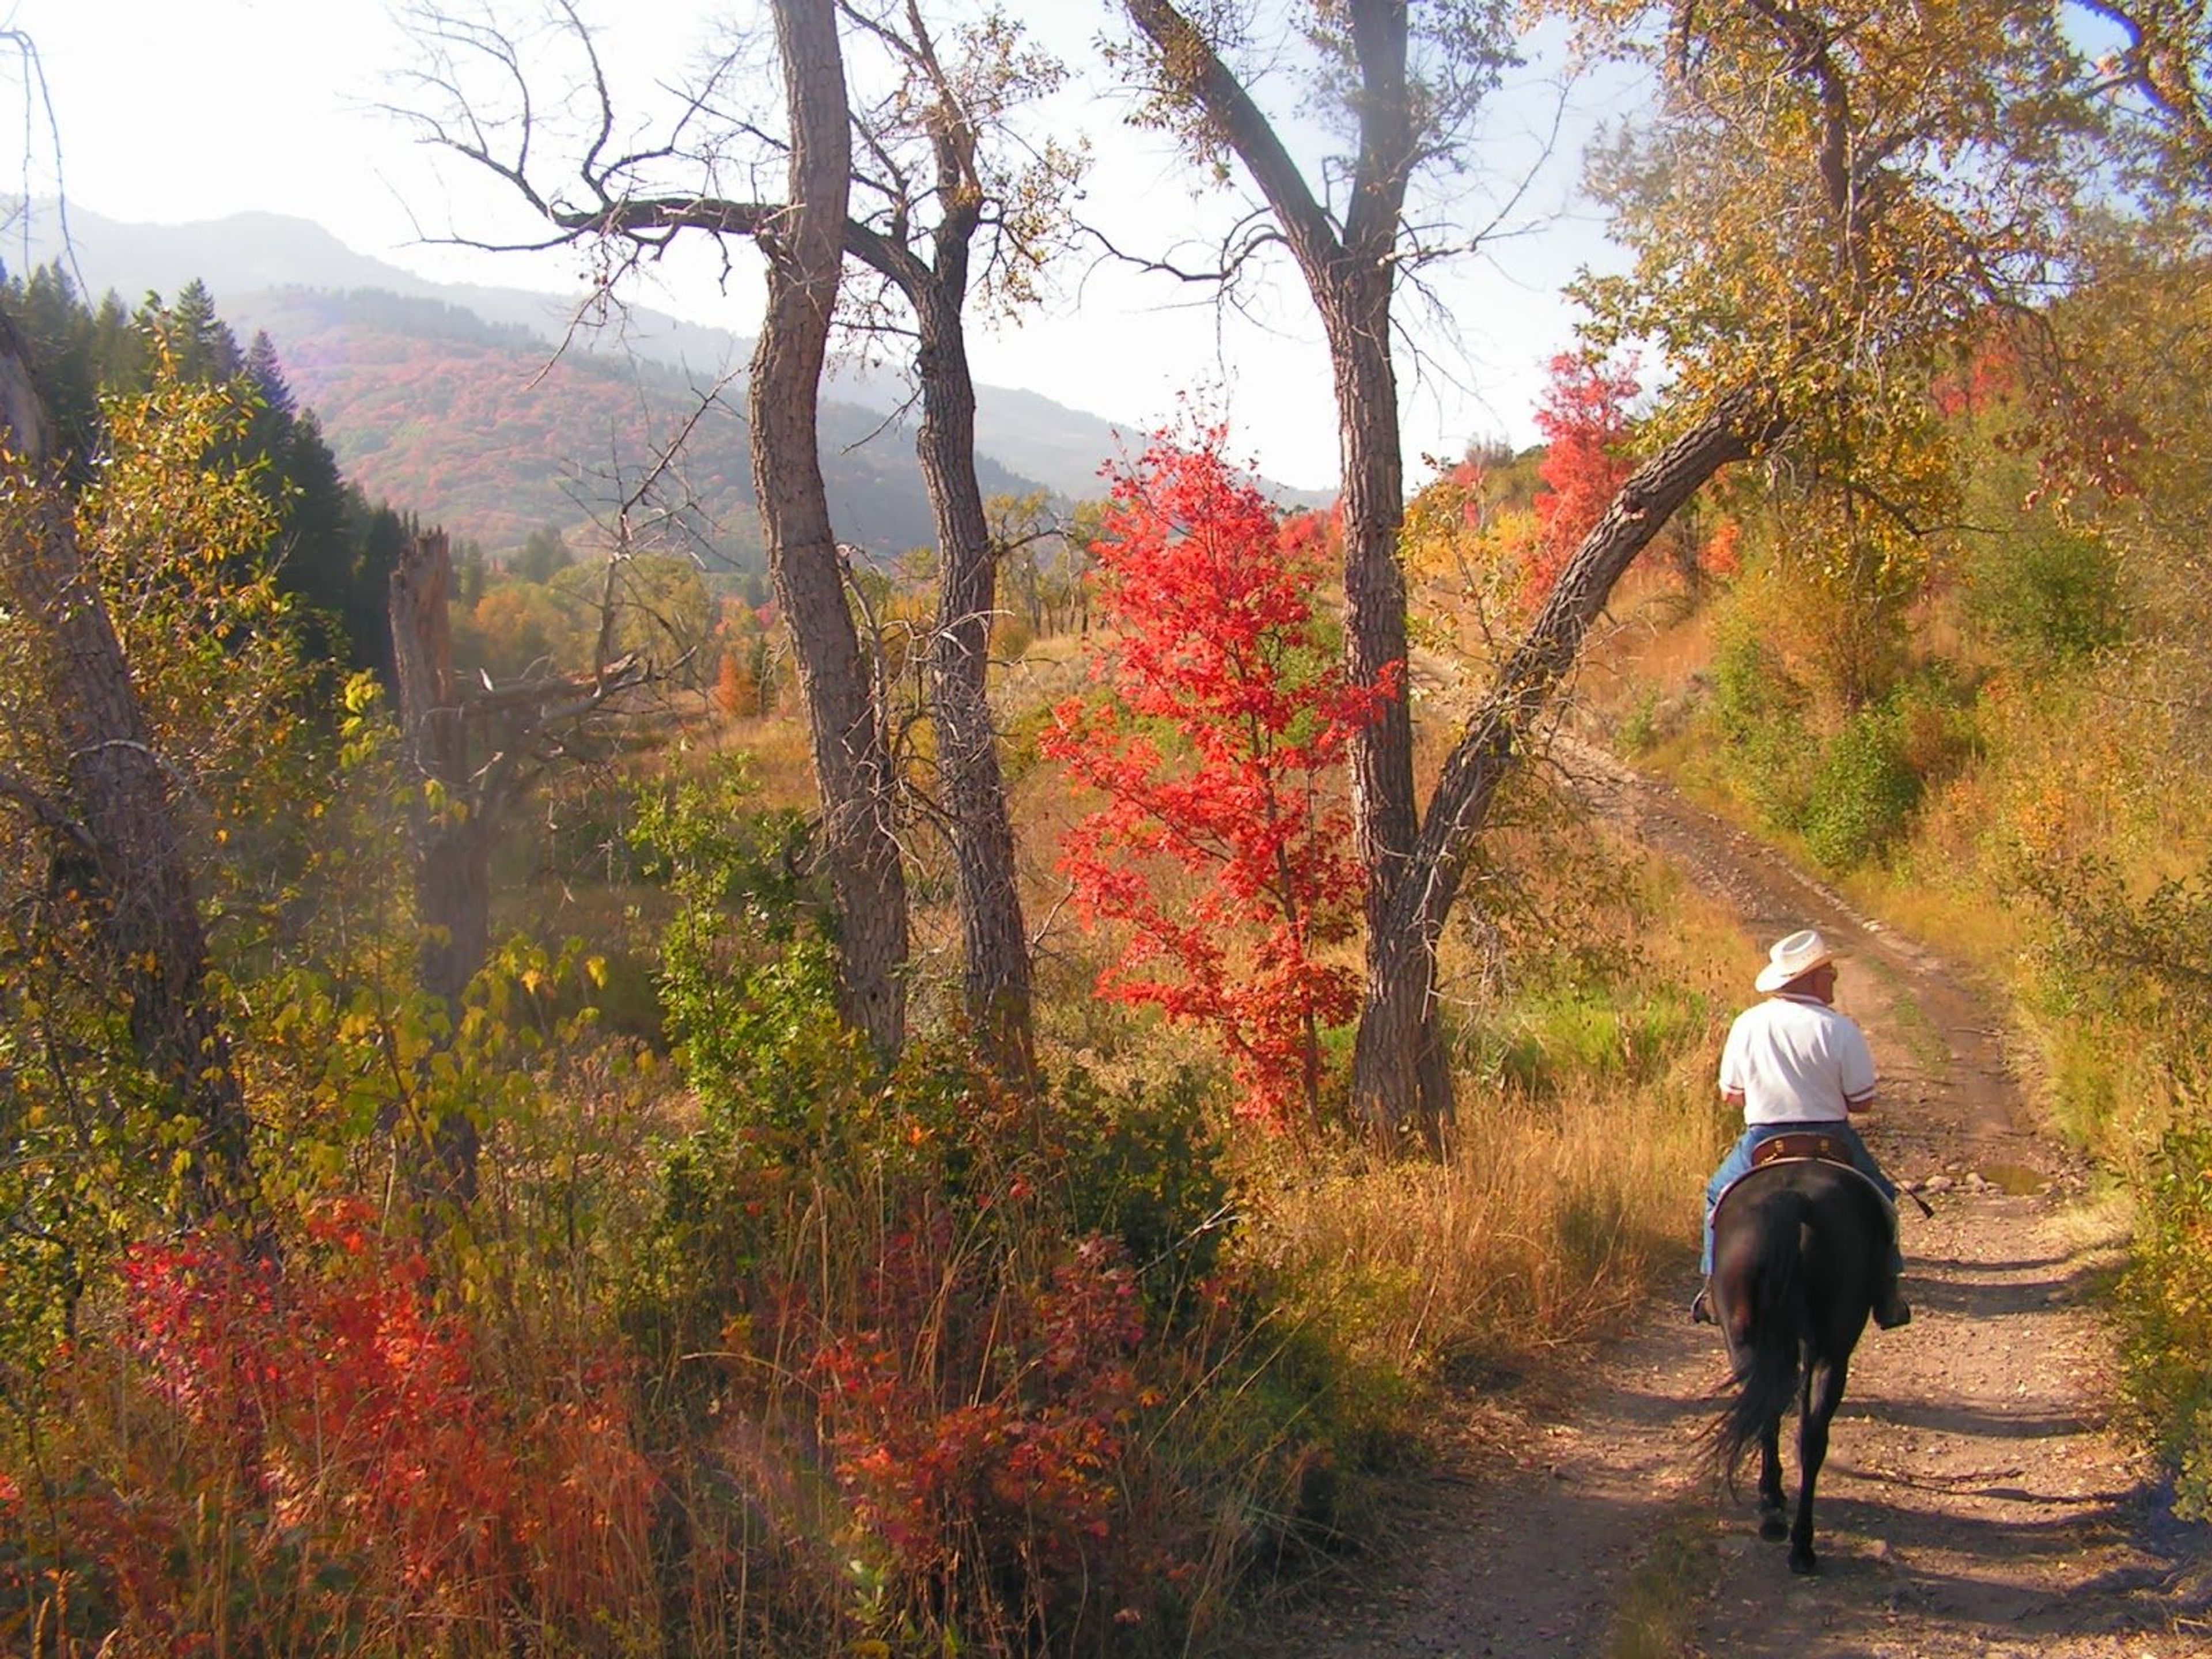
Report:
6,0,1635,491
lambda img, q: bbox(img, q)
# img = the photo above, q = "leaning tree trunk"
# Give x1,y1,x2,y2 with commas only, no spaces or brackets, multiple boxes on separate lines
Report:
1350,389,1787,1127
754,0,909,1059
388,528,490,1202
911,282,1034,1078
0,314,262,1230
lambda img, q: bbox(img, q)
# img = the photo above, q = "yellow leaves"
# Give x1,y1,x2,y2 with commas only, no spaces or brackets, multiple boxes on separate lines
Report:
1582,0,2079,456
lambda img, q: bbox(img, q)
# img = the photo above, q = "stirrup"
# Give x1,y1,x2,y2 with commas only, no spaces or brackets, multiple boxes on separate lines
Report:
1690,1286,1715,1325
1874,1289,1912,1330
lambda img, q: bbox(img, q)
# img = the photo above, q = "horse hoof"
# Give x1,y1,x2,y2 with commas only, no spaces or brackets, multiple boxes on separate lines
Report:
1789,1549,1820,1575
1760,1515,1789,1541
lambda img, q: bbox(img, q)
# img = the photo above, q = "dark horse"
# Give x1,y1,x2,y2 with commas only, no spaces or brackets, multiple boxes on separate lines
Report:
1709,1157,1893,1574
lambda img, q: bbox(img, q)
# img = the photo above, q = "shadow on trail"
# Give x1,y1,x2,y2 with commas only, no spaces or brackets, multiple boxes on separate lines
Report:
1595,1380,1711,1435
1732,1482,2183,1622
1230,1422,1706,1658
1902,1256,2105,1327
1837,1397,2091,1440
1907,1247,2078,1275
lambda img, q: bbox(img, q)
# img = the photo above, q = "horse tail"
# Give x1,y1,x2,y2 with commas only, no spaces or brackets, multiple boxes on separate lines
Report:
1713,1188,1811,1489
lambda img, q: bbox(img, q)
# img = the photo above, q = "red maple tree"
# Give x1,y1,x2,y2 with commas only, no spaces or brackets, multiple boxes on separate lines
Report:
1527,353,1642,607
1040,430,1398,1126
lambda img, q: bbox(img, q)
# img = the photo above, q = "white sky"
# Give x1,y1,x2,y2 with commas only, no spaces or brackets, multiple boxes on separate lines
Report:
5,0,1638,493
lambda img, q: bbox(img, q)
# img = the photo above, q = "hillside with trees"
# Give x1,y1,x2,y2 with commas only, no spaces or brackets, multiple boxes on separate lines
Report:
1,0,2207,1655
14,203,1165,505
228,286,1048,565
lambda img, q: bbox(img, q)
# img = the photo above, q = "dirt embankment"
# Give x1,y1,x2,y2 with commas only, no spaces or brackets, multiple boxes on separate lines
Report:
1236,747,2210,1658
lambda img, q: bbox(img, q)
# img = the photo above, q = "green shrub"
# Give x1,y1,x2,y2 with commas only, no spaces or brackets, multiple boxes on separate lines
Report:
1708,622,1798,748
1616,689,1662,756
1967,525,2127,671
1491,986,1712,1094
1703,622,1821,831
1050,1065,1233,1308
1801,708,1922,869
2119,1122,2212,1520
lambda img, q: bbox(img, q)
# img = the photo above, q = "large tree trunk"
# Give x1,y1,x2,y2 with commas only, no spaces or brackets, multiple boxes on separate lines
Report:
1317,268,1446,1123
1120,0,1449,1123
755,0,908,1059
1350,390,1786,1126
0,315,261,1229
912,283,1034,1078
388,528,490,1201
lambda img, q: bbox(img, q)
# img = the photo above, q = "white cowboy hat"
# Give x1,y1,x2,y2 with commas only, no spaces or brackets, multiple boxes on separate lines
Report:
1755,928,1834,994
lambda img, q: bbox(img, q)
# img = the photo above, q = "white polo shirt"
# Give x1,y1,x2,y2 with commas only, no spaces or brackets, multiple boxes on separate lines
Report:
1718,994,1877,1125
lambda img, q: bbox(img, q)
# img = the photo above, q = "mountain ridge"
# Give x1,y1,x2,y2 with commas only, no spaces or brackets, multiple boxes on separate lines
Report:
7,203,1164,507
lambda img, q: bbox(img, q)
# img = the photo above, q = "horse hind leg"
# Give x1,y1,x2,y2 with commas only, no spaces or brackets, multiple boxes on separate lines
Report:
1758,1416,1788,1541
1790,1354,1850,1574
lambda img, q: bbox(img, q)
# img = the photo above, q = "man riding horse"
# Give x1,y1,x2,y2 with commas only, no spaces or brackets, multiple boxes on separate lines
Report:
1693,928,1911,1331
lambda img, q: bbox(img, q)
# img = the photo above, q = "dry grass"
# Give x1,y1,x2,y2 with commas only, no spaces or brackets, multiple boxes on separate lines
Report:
1248,1050,1722,1386
709,712,820,813
1241,818,1746,1389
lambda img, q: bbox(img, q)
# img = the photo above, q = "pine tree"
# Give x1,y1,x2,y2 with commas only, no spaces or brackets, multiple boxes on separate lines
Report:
0,262,101,468
512,525,573,584
242,330,296,419
275,412,375,672
90,290,143,390
162,279,241,382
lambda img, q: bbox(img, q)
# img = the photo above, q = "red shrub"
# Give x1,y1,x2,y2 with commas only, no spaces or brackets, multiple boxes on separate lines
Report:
21,1204,659,1651
1041,429,1397,1126
807,1234,1163,1636
1528,353,1641,607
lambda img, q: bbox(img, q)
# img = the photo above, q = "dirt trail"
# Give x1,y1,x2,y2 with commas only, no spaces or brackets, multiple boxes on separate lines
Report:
1236,747,2210,1657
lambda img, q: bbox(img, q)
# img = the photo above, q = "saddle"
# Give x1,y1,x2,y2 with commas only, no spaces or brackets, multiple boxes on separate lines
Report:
1714,1129,1897,1231
1750,1129,1854,1169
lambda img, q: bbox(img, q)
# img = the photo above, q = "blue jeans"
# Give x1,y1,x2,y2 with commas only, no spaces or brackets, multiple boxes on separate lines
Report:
1701,1120,1901,1277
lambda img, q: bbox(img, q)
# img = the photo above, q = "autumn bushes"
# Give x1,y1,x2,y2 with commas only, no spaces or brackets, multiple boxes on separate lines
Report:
626,1040,1286,1653
611,699,1393,1653
3,973,1382,1654
7,1211,657,1655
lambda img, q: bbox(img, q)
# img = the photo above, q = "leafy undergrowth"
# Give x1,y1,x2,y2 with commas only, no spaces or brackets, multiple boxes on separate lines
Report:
0,749,1732,1659
1,1036,1338,1657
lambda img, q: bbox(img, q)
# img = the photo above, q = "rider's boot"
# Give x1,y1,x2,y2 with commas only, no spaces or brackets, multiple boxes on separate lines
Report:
1874,1279,1912,1330
1690,1283,1715,1325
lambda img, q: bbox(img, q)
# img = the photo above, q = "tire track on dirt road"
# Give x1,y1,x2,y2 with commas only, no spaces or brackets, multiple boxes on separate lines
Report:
1233,745,2208,1658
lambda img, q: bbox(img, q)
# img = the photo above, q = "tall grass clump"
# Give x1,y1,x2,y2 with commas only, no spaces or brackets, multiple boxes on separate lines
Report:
1251,1060,1721,1387
1246,796,1740,1389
